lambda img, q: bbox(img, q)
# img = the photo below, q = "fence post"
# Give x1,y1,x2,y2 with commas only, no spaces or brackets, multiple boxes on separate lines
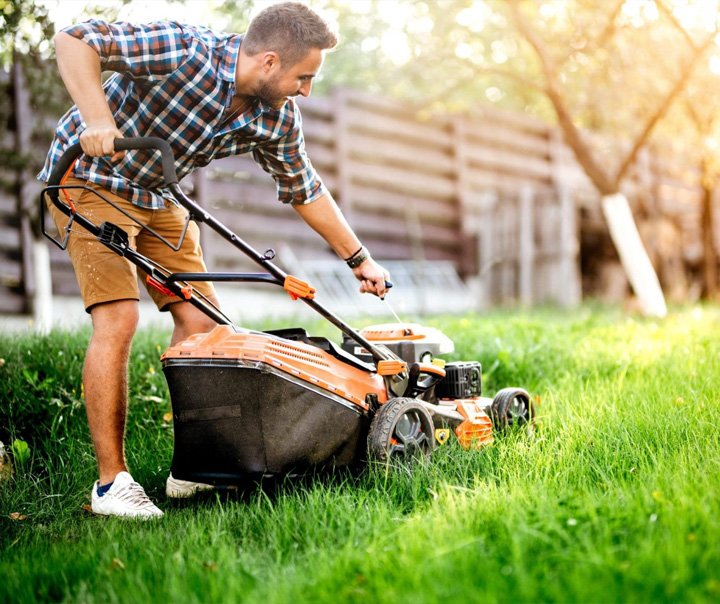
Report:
13,53,53,329
519,185,534,305
559,185,581,305
549,127,581,306
452,116,476,278
474,190,498,309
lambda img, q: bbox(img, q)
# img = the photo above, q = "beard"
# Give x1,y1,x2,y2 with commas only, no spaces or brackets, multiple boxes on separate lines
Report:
255,76,289,109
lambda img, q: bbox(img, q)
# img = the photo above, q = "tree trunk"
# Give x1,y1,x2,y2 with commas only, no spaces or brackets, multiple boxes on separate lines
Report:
601,194,667,317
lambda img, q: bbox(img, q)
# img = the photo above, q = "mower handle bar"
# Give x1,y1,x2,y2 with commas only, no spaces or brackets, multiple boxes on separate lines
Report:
46,137,178,189
44,137,404,375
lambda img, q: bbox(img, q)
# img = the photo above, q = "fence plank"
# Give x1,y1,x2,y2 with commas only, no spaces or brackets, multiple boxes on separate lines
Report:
344,105,453,149
346,159,456,200
461,120,550,158
349,184,459,226
345,131,454,175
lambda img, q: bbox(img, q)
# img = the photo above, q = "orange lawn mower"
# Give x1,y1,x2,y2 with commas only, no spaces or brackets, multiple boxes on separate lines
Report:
43,137,534,485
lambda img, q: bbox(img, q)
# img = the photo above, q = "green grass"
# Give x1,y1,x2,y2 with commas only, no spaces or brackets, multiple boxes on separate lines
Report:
1,305,719,603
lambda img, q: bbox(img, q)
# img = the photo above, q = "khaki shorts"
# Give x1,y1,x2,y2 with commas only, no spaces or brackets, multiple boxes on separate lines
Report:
46,178,216,312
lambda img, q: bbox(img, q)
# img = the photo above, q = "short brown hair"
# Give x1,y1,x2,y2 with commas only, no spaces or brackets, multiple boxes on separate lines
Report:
242,2,338,67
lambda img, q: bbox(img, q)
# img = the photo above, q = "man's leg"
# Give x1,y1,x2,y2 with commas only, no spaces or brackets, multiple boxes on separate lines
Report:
84,298,163,518
46,181,165,517
167,298,220,346
84,299,139,484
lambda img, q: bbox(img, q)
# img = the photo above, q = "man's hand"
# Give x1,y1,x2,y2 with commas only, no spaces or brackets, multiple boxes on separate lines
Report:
352,257,390,298
79,122,125,161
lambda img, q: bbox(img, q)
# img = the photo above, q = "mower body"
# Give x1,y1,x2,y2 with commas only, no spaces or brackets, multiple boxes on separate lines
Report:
162,322,497,484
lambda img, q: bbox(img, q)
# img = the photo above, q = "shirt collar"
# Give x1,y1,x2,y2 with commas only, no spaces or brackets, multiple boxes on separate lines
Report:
218,33,243,83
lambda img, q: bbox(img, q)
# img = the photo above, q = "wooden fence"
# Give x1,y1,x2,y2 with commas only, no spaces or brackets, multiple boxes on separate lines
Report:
0,64,40,315
3,82,716,316
189,89,584,308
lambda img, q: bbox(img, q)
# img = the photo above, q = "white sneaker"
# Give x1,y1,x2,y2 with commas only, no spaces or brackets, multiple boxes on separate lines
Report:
166,473,214,499
91,471,164,519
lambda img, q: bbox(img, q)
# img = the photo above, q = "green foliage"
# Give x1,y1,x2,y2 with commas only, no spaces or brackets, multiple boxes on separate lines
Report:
0,306,719,602
0,0,70,196
10,439,29,465
0,0,54,69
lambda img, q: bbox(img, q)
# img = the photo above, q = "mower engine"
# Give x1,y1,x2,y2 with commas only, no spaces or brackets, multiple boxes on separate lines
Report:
343,323,532,450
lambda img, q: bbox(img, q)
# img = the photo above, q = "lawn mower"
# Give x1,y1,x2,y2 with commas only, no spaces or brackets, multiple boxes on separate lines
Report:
43,137,534,485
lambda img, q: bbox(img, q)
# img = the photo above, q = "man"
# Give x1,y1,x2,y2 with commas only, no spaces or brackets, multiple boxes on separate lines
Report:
39,2,389,519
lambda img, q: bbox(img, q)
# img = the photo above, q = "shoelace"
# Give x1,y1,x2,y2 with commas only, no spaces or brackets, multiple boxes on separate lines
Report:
113,480,157,510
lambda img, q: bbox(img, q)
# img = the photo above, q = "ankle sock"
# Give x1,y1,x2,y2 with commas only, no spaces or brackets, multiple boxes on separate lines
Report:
96,481,114,497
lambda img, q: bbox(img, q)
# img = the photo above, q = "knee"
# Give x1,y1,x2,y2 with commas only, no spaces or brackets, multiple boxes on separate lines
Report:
90,301,139,343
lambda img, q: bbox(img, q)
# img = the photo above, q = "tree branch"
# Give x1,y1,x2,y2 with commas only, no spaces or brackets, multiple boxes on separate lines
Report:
508,0,616,194
596,0,626,49
555,1,623,73
613,31,717,186
656,0,699,51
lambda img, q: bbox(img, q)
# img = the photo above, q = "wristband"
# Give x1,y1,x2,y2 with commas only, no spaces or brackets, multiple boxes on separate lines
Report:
344,245,364,262
346,245,370,268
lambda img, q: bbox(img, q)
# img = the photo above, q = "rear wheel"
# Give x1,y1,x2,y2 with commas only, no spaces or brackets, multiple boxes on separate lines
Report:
367,397,434,462
490,387,534,432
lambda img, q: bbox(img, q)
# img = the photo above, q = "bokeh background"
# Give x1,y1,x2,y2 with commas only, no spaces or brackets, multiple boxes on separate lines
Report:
2,0,720,326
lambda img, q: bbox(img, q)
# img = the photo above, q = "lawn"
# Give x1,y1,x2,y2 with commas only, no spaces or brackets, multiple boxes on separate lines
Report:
1,305,718,603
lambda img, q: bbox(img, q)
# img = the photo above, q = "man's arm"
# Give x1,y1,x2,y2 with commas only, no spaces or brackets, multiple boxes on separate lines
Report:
292,192,389,298
53,32,124,159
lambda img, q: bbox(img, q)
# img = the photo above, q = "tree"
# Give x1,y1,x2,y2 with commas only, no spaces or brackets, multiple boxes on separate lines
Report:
682,98,720,299
375,0,720,315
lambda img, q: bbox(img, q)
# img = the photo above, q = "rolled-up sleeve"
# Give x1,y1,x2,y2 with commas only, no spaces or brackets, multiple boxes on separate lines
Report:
251,105,328,205
62,20,190,77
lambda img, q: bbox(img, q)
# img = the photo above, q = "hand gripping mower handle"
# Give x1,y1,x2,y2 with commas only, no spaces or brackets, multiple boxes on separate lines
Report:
46,137,178,188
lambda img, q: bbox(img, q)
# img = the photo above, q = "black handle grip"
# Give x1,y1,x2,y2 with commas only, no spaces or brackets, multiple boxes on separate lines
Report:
46,137,178,187
405,362,445,398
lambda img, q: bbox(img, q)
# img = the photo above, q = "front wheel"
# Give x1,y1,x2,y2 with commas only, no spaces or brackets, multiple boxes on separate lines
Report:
367,397,435,462
490,387,534,432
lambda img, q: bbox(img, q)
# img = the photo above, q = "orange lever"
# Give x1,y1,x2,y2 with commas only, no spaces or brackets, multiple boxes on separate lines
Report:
377,359,407,376
284,275,316,300
146,275,174,297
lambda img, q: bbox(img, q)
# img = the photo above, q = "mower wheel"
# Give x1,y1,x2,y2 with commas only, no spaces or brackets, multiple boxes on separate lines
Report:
367,397,434,462
490,387,534,432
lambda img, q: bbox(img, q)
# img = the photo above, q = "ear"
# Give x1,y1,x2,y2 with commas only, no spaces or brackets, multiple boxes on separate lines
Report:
260,51,281,74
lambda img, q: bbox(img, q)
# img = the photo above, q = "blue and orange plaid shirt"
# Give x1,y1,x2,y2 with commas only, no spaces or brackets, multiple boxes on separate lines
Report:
38,20,327,209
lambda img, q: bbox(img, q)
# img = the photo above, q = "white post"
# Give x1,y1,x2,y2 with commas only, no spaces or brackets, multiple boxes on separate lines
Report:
32,240,53,334
601,193,667,318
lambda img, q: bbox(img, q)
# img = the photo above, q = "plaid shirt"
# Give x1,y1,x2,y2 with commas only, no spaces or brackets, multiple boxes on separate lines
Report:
38,20,327,209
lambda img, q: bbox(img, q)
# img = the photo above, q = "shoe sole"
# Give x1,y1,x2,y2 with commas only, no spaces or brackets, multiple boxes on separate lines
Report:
166,477,214,499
